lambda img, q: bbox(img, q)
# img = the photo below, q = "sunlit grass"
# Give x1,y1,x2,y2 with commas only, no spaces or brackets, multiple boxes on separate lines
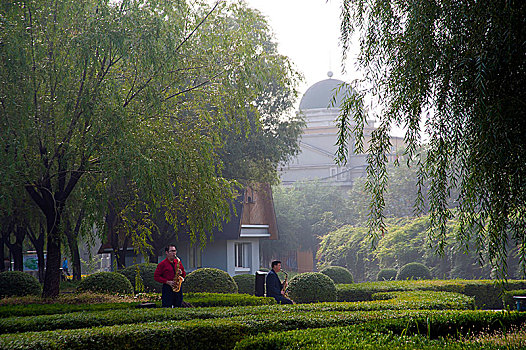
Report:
467,327,526,348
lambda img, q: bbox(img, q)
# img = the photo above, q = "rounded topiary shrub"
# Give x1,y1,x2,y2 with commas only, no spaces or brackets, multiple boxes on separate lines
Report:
0,271,41,297
77,272,134,294
396,262,432,280
233,274,255,295
182,268,237,293
287,272,336,304
320,266,353,284
118,263,162,293
377,268,398,281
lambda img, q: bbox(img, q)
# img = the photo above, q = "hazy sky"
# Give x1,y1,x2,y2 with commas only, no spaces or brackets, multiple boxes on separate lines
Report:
244,0,360,100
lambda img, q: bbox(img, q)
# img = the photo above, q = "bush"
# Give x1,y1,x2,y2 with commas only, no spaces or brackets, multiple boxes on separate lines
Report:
320,266,353,284
377,268,398,281
3,308,523,350
462,281,526,309
234,311,526,350
184,293,275,307
287,272,336,303
233,274,255,295
182,268,237,293
77,272,133,295
502,289,526,310
396,263,432,280
118,263,162,293
0,271,41,297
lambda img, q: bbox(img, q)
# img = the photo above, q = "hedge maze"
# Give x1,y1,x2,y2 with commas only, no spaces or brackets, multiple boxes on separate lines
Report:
0,280,525,349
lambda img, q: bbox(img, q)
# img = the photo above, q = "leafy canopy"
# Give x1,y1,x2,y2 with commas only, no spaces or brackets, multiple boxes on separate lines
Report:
338,0,526,278
0,0,299,296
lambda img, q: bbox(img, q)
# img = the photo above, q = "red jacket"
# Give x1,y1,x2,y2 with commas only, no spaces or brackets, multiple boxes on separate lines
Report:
154,258,186,284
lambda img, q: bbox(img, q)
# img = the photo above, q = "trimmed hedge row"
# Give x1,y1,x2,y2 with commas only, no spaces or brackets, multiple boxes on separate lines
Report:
0,291,474,334
234,311,526,350
1,310,525,350
370,291,475,310
0,310,409,349
0,302,138,318
185,293,275,307
0,293,273,319
236,327,463,350
336,279,526,309
233,274,255,295
502,289,526,310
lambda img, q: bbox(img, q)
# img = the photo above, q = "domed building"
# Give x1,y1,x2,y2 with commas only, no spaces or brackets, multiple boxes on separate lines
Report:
280,73,403,188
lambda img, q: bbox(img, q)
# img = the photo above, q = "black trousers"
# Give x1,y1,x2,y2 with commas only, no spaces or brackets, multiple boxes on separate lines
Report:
272,295,293,304
161,284,183,308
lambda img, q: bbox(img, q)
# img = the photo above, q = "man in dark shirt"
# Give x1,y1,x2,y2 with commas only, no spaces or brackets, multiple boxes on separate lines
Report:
154,245,186,307
265,260,293,304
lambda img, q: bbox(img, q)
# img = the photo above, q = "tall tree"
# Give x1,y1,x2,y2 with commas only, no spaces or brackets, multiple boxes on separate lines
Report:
338,0,526,277
266,181,348,266
0,0,278,297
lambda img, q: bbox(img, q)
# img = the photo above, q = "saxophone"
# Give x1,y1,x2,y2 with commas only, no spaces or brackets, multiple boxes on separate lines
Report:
281,270,289,298
172,257,184,292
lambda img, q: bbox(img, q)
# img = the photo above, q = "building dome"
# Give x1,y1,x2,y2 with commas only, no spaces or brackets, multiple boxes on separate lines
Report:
299,76,351,110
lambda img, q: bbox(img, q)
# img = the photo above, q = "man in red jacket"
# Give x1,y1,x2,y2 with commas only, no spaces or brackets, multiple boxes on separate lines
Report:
154,245,186,307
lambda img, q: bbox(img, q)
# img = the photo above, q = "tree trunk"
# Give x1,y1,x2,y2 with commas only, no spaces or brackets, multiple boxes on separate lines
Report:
25,162,84,298
42,219,61,298
5,225,26,271
39,197,64,298
0,239,5,273
27,222,46,283
0,222,9,272
64,211,84,281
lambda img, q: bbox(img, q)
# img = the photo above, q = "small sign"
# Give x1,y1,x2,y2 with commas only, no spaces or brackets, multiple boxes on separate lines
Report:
23,254,39,271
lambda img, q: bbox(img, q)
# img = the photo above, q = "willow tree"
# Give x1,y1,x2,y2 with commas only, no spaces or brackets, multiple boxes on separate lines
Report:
0,0,287,297
337,1,526,277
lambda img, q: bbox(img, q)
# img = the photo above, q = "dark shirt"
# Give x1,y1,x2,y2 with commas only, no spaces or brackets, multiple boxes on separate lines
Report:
154,258,186,284
265,270,282,297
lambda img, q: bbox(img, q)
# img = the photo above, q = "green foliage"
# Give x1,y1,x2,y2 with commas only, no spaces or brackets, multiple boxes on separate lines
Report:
377,269,398,281
77,272,133,295
320,266,353,284
317,215,500,282
184,293,275,307
265,181,348,262
182,268,238,294
316,224,374,282
0,271,41,298
0,0,300,297
235,310,526,350
336,279,526,309
397,263,432,281
338,0,526,279
502,290,526,310
370,291,475,310
287,272,337,304
0,295,277,334
232,274,255,295
2,308,525,350
345,163,431,225
0,302,136,318
118,263,161,293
